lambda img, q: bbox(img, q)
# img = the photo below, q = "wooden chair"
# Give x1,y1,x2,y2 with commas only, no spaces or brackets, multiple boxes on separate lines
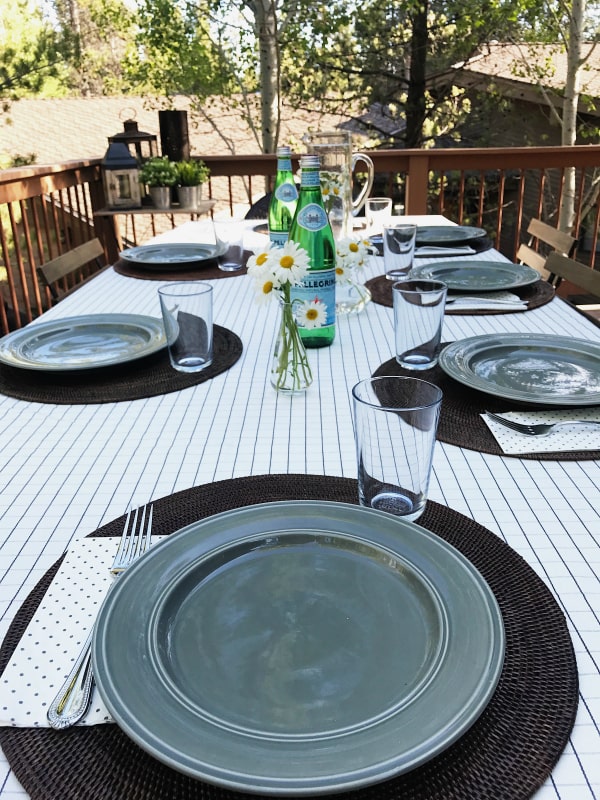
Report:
545,251,600,321
516,218,575,275
37,238,106,302
244,192,272,219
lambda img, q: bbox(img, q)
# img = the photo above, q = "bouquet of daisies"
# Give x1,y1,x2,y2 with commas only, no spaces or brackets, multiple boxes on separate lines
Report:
247,240,328,329
334,236,377,285
247,240,322,391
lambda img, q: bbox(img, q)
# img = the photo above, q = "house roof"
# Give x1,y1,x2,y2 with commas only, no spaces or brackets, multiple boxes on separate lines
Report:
0,95,368,168
454,42,600,117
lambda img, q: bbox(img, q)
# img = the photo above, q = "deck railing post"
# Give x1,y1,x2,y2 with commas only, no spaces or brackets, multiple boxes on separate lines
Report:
404,152,430,215
88,174,121,263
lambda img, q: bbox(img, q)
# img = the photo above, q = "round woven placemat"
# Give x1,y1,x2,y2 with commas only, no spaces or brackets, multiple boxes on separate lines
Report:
0,474,577,800
364,276,555,314
0,325,242,404
372,352,599,461
113,251,251,281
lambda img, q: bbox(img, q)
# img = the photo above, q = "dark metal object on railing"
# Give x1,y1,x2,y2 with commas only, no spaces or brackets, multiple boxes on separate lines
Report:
1,146,600,335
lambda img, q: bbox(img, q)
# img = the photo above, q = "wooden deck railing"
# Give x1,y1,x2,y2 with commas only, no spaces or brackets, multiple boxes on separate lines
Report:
1,145,600,334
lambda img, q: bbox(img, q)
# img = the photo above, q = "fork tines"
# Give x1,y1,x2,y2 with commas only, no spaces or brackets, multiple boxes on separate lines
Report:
111,504,153,575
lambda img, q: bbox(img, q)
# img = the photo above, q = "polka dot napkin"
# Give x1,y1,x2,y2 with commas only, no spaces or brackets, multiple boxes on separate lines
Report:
0,536,161,727
481,409,600,455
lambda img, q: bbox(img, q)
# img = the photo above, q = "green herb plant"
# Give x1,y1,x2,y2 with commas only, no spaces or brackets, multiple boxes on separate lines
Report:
139,156,178,187
175,159,210,186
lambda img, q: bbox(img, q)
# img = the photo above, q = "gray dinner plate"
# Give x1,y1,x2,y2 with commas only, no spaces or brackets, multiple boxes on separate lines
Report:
415,226,487,245
0,314,166,371
410,260,540,291
439,333,600,405
119,242,226,268
93,501,504,795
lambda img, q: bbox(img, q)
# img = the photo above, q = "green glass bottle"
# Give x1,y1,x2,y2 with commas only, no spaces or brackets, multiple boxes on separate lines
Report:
268,146,298,246
289,154,336,348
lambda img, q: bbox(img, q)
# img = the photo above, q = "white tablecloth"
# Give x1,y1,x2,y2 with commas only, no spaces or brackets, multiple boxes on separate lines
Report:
0,216,599,798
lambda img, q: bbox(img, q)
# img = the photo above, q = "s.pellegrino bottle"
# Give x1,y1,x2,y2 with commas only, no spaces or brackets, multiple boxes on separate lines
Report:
288,154,336,348
268,146,298,246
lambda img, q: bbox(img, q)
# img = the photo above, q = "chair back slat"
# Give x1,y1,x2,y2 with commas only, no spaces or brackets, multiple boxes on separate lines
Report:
527,219,575,255
516,244,546,273
39,239,105,286
545,252,600,298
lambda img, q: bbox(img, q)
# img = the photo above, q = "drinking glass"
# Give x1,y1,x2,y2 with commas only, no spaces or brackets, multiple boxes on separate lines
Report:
214,221,245,272
352,376,442,521
393,280,447,370
383,223,417,280
158,282,213,372
365,197,392,231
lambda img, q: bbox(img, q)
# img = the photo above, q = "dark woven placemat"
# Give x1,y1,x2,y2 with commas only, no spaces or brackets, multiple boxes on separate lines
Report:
0,474,577,800
373,352,599,460
0,325,242,404
113,251,251,281
365,276,555,314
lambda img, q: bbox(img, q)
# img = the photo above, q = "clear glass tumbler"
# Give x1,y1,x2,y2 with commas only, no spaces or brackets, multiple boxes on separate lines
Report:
352,376,442,521
393,279,447,370
158,282,213,372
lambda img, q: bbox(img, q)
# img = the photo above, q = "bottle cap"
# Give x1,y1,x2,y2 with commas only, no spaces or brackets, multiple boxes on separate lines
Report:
276,146,292,157
300,154,320,169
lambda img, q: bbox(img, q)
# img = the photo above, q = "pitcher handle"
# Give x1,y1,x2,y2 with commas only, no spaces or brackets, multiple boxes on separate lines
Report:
351,153,375,216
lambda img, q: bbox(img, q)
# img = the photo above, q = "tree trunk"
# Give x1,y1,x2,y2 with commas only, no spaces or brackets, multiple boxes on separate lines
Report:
254,0,280,153
405,0,428,149
558,0,585,233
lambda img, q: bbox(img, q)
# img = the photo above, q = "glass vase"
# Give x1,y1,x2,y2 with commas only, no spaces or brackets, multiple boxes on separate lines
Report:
270,301,313,393
336,278,372,316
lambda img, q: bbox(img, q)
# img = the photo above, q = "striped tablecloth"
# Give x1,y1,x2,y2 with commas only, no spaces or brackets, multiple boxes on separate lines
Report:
0,216,598,799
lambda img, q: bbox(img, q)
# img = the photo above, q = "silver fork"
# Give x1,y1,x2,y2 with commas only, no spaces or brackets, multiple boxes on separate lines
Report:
485,411,600,437
47,504,153,729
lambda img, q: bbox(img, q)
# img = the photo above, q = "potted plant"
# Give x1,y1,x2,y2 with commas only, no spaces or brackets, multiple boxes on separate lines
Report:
139,156,178,209
175,159,210,209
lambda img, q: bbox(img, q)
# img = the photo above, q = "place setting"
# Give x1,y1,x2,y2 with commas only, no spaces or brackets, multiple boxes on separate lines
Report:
0,284,242,404
114,220,251,281
365,240,553,314
367,222,494,258
372,283,600,460
0,472,578,800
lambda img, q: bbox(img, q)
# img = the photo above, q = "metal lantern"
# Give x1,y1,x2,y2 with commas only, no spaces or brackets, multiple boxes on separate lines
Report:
101,142,142,209
108,119,158,161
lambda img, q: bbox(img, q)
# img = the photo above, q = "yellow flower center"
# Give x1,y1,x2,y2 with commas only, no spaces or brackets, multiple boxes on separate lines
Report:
306,308,319,321
279,255,294,269
256,252,269,266
349,242,359,252
262,281,274,294
335,267,344,275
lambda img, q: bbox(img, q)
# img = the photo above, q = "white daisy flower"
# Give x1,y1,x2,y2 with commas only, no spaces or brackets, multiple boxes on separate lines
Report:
254,276,278,303
246,246,274,279
335,261,353,285
296,298,327,329
271,240,310,285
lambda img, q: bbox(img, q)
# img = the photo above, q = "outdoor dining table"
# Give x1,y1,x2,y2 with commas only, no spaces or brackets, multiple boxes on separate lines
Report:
0,215,598,800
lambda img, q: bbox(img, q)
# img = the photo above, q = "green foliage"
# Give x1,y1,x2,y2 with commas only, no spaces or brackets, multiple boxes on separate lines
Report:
175,159,210,186
0,0,73,106
139,156,179,186
281,0,549,148
121,0,232,99
51,0,137,95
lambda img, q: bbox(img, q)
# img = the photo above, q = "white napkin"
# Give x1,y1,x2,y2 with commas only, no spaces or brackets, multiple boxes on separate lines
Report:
481,410,600,454
415,245,477,256
446,291,528,312
0,536,162,727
